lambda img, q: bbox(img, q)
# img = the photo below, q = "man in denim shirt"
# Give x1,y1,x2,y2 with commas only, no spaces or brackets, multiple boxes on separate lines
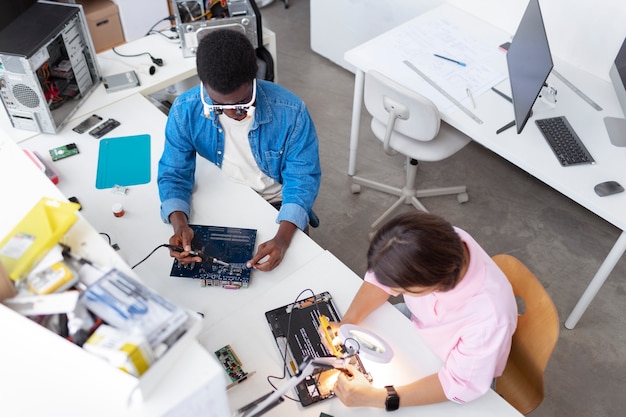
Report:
157,29,321,272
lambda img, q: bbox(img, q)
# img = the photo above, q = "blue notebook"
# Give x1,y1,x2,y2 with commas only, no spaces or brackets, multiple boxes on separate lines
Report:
95,134,151,189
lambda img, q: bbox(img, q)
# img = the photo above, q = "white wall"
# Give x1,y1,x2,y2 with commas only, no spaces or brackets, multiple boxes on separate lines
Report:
311,0,626,81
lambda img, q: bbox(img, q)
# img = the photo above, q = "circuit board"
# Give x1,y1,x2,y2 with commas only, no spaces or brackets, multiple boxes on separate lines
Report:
215,345,251,388
169,225,257,289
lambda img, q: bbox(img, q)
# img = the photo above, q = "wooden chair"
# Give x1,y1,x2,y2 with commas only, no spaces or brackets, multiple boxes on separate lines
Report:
492,254,559,415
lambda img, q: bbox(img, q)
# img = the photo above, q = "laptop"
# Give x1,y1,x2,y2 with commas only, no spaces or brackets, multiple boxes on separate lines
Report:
264,291,370,406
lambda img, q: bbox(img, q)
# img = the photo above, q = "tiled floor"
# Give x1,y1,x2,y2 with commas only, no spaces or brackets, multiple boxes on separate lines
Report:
259,1,626,416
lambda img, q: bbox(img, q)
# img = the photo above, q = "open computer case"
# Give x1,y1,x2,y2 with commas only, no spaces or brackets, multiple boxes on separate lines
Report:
0,1,101,134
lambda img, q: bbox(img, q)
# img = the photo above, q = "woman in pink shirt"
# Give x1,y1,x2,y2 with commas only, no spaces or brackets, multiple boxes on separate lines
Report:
332,211,518,411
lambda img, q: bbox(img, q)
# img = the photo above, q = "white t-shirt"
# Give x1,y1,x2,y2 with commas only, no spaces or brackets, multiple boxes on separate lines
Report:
219,107,282,203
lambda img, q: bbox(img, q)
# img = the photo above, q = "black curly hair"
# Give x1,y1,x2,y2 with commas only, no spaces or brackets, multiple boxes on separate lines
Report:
196,29,258,94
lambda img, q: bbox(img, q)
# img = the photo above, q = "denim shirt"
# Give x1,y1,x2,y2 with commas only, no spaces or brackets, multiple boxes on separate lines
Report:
157,79,321,231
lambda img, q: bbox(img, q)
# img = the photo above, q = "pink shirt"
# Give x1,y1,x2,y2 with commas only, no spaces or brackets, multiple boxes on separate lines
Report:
364,227,517,403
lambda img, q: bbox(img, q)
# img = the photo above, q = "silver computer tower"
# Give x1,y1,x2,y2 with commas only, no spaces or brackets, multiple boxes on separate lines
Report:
0,1,101,134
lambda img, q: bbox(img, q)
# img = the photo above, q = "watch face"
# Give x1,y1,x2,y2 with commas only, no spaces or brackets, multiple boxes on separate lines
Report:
385,386,400,411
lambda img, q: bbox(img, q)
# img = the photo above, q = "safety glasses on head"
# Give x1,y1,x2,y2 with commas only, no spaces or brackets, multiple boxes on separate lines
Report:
200,79,256,118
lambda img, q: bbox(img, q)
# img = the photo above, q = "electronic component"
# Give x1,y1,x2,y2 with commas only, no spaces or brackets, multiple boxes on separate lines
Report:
89,118,120,139
49,143,79,161
72,114,103,134
169,225,257,289
215,344,254,388
103,71,140,93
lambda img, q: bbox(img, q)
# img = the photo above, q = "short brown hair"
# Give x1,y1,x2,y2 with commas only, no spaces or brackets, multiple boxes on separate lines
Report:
367,211,465,292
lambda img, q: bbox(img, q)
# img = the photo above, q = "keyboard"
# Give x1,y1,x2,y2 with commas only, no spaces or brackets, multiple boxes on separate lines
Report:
535,116,595,166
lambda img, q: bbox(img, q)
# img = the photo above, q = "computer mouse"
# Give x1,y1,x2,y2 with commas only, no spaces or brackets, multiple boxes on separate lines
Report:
594,181,624,197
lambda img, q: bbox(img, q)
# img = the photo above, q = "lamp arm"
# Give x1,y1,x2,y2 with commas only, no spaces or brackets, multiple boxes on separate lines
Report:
233,357,348,417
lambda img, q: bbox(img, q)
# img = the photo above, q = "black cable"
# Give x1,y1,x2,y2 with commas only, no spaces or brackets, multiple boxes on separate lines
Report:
266,289,323,403
112,47,164,67
131,243,170,269
145,15,176,37
99,232,112,245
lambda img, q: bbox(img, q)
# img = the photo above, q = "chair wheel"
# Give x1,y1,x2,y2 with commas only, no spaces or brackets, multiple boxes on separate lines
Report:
351,184,361,194
457,192,469,203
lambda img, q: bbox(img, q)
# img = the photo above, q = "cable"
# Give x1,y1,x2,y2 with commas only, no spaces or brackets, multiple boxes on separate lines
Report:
131,243,170,269
144,15,175,37
266,289,324,403
112,47,164,67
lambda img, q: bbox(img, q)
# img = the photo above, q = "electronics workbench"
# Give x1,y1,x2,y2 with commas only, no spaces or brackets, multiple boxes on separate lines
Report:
0,20,522,417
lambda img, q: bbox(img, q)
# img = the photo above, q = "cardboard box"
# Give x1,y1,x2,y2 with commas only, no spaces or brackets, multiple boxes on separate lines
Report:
79,0,125,52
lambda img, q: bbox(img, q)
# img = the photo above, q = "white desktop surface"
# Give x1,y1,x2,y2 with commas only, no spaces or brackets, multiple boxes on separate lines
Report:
343,3,626,329
0,130,229,417
198,250,523,417
18,92,325,328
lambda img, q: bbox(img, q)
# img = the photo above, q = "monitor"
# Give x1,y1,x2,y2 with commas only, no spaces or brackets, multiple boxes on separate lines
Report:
506,0,553,134
604,37,626,147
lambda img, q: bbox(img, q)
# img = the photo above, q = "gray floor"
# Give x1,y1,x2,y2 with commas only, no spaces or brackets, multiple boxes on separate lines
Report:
258,2,626,416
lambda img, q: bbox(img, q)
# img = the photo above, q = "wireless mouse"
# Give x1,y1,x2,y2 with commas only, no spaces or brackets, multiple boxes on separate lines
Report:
594,181,624,197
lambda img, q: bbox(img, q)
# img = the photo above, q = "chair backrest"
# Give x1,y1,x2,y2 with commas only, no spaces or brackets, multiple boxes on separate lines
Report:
491,254,559,415
364,70,441,145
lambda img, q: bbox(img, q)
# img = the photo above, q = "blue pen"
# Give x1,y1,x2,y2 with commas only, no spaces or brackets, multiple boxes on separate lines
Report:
433,54,466,67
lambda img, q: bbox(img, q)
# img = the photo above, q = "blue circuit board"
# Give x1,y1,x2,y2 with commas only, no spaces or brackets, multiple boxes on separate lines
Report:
169,225,257,289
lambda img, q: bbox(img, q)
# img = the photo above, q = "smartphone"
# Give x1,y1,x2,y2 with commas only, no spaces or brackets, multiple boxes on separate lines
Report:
499,41,511,52
72,114,103,134
49,143,79,161
89,118,120,139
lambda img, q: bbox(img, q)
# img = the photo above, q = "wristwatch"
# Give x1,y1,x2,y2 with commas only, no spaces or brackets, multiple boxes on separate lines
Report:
384,385,400,411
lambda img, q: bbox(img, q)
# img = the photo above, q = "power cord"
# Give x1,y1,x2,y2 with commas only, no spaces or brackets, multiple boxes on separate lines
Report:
145,15,176,37
112,47,164,67
131,243,170,269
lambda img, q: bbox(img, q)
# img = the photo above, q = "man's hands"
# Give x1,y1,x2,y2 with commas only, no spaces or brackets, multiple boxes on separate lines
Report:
246,221,297,271
167,211,202,264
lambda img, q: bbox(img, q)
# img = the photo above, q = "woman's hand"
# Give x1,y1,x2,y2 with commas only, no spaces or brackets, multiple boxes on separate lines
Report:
333,364,386,408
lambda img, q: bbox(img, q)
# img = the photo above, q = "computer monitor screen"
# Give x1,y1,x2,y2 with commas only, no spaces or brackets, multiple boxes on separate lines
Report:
506,0,553,134
605,37,626,147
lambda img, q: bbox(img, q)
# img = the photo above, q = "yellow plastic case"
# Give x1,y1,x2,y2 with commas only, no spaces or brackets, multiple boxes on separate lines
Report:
0,197,80,282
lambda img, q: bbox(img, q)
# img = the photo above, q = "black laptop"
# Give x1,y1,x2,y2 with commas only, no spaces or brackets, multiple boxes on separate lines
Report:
264,291,369,406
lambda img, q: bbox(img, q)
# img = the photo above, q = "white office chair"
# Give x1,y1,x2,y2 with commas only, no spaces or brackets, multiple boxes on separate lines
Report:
351,70,471,230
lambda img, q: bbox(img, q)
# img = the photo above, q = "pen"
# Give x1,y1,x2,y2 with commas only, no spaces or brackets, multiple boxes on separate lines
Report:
433,53,466,67
466,88,476,109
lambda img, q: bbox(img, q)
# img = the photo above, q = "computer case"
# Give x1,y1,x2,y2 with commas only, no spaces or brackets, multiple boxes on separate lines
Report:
0,1,101,134
172,0,258,58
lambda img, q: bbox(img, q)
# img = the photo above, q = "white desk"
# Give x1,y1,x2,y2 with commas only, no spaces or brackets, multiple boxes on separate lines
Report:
18,92,325,327
0,130,230,417
343,3,626,329
198,250,523,417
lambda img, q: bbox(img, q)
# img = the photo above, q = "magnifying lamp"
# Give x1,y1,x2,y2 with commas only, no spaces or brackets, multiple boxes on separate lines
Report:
233,320,394,417
337,323,394,363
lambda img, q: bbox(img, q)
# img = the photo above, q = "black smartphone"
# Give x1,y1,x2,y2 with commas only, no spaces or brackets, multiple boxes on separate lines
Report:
88,118,121,139
72,114,103,134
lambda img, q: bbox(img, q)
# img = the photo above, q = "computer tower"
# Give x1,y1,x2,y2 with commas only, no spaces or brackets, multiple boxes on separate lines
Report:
172,0,258,58
0,1,101,134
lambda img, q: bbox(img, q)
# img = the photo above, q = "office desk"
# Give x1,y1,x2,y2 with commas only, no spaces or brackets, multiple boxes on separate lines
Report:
198,250,523,417
19,92,325,327
0,130,230,417
343,3,626,329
